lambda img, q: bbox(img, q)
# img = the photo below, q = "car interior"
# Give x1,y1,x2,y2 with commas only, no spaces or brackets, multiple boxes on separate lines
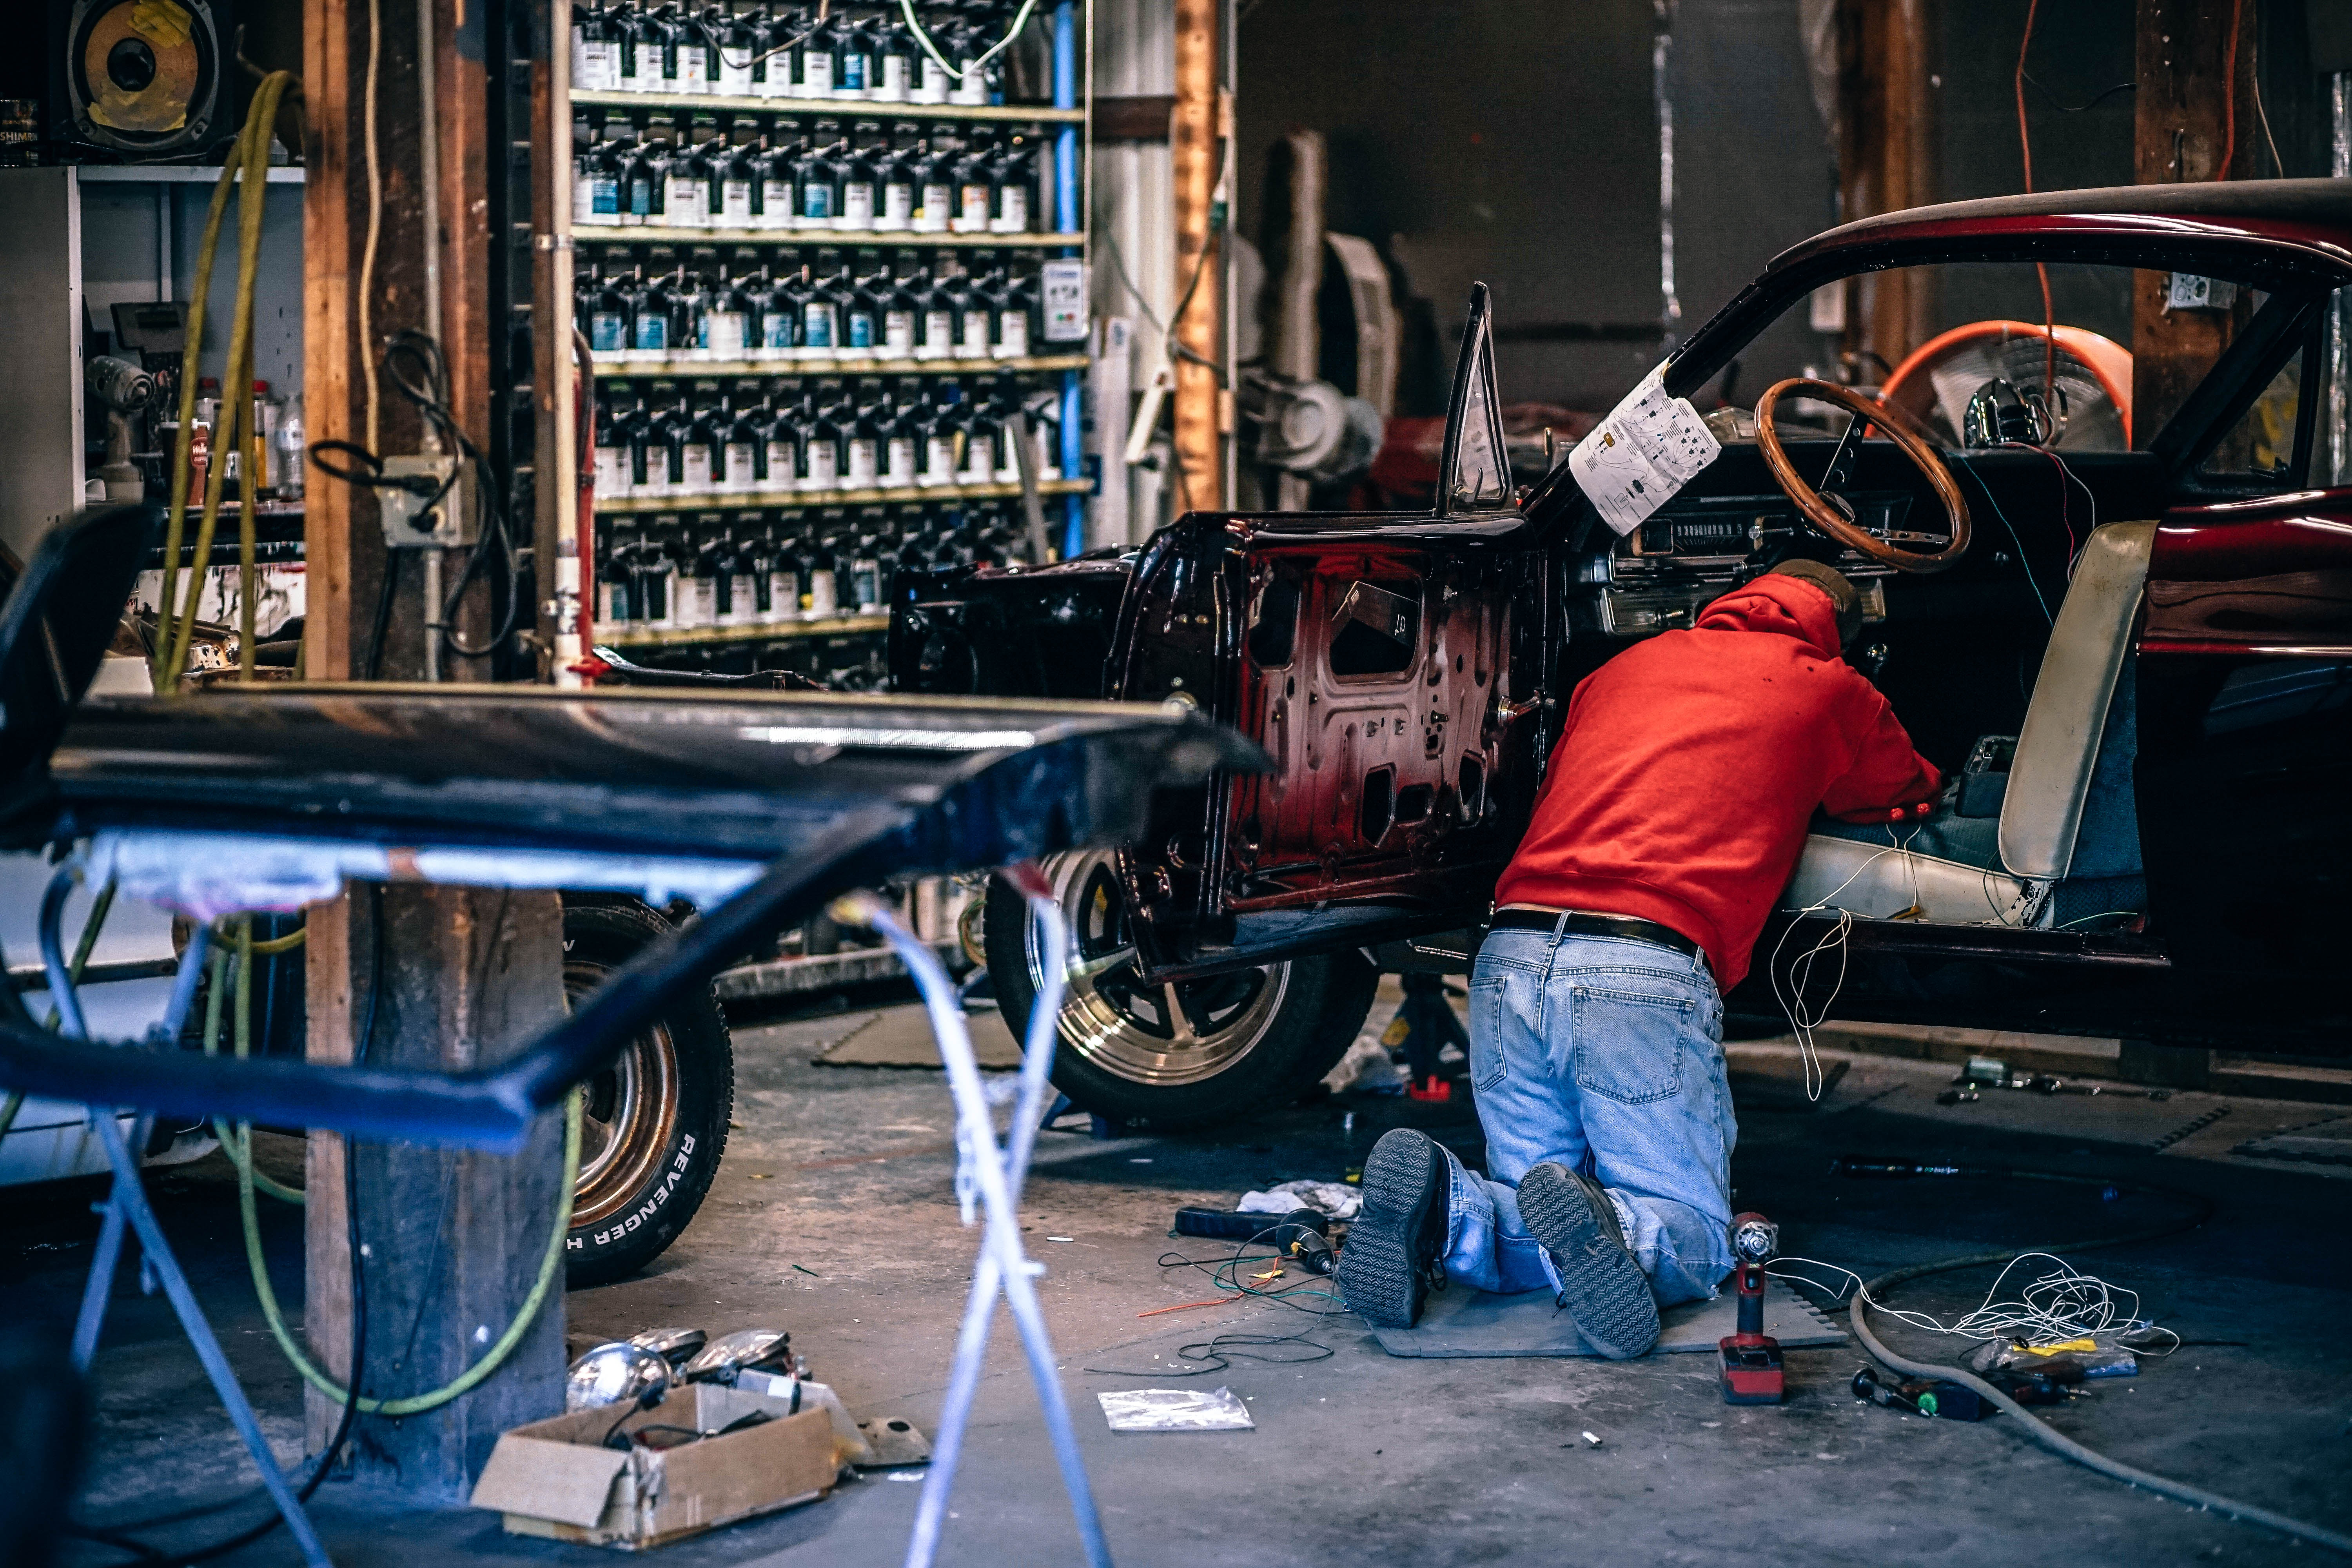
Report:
1531,261,2338,949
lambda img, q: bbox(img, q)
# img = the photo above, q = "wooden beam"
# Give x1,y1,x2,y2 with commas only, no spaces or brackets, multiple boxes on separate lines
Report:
1169,0,1222,512
300,0,567,1496
1836,0,1938,379
2132,0,2258,441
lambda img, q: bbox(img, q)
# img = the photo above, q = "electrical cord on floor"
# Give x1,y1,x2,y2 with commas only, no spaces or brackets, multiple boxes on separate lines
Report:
1824,1165,2352,1556
74,897,385,1566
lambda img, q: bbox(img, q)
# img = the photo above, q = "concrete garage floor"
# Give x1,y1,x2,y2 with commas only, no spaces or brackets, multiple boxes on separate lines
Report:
19,989,2352,1568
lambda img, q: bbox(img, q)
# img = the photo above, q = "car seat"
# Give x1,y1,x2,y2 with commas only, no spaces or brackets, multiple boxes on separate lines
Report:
1778,520,2154,927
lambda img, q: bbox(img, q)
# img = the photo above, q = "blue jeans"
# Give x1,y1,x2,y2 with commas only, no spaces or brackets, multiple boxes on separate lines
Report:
1441,927,1738,1308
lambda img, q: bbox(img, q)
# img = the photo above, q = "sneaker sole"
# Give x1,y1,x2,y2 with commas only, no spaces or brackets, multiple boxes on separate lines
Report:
1336,1128,1446,1329
1518,1166,1661,1359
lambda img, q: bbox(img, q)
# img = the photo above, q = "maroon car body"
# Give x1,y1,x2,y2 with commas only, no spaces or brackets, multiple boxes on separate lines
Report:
896,180,2352,1120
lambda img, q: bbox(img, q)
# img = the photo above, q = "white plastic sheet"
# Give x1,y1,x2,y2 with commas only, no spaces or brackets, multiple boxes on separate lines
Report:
1096,1387,1254,1433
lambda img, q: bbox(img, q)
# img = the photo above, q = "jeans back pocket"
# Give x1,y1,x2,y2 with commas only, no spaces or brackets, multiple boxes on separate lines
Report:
1570,985,1692,1105
1468,975,1509,1092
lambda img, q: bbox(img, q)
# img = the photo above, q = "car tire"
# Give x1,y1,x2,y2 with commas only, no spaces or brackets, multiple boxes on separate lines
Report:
560,897,733,1287
984,853,1378,1130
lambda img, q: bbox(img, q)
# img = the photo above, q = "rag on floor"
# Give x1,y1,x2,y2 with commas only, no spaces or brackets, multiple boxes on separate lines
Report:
1236,1178,1361,1220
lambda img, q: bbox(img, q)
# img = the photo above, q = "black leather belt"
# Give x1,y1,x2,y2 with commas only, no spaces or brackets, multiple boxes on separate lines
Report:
1487,908,1705,966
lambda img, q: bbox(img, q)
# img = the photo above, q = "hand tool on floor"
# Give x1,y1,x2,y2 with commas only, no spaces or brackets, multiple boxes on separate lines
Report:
1717,1212,1784,1404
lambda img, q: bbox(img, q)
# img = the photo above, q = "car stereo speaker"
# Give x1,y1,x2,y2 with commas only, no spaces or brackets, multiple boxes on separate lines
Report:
51,0,234,161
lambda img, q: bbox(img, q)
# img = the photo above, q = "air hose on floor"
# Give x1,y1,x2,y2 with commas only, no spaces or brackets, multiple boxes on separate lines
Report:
1836,1164,2352,1555
206,915,585,1417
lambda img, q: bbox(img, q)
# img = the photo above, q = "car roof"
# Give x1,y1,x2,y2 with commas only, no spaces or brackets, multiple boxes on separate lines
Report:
1663,179,2352,401
1777,178,2352,276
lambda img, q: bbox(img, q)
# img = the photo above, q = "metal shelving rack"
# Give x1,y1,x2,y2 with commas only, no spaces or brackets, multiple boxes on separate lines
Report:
569,2,1091,660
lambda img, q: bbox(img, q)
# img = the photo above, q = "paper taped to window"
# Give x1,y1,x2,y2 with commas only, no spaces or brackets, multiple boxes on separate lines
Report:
1569,366,1722,535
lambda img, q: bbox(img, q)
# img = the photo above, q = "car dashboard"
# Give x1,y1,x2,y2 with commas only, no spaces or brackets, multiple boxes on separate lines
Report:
1578,437,1944,638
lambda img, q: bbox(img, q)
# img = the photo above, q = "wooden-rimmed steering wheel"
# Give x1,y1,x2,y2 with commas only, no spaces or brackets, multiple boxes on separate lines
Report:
1754,377,1971,574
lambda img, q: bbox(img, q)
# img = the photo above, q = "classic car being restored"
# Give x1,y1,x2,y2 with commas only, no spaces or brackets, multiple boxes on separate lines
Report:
893,179,2352,1127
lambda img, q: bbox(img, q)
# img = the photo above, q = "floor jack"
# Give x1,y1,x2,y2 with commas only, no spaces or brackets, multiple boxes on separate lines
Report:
1717,1212,1784,1405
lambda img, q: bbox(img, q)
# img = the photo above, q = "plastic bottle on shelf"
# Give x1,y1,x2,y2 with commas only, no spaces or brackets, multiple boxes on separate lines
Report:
911,263,952,360
880,382,921,488
993,266,1034,359
919,385,962,486
805,522,841,615
740,522,777,623
837,15,876,100
644,2,686,94
752,7,794,99
952,135,994,233
574,0,618,91
757,391,800,490
875,133,916,231
619,385,655,493
618,1,655,92
676,522,719,628
910,18,952,104
990,136,1034,234
644,382,688,493
672,261,713,357
950,261,993,362
958,389,998,486
713,135,757,228
681,384,724,492
714,4,759,95
721,384,762,491
845,386,885,490
768,520,806,620
911,136,953,234
877,260,917,358
675,4,714,93
799,253,840,358
795,9,837,100
872,16,913,103
750,130,787,230
801,386,844,490
697,261,748,360
836,129,878,231
848,510,886,608
799,120,844,228
641,521,681,627
711,524,744,626
947,20,992,107
592,383,630,497
599,522,638,626
842,257,882,357
628,266,668,361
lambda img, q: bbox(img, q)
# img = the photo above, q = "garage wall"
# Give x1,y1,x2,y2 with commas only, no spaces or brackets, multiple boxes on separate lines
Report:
1236,0,1837,416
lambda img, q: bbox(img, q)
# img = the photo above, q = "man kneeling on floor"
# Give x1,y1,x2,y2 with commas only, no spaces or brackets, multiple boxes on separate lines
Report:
1336,561,1941,1356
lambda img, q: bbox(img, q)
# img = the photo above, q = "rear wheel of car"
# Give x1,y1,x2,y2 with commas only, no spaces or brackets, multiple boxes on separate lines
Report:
984,852,1378,1129
561,897,733,1287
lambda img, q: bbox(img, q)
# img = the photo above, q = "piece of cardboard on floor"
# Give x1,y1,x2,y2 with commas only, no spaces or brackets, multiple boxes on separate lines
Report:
813,1006,1025,1069
1371,1276,1844,1358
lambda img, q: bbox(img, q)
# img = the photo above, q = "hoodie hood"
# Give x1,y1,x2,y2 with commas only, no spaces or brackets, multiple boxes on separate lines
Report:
1694,574,1845,660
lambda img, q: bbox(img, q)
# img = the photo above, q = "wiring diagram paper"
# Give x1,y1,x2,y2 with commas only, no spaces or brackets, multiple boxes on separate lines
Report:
1569,367,1722,534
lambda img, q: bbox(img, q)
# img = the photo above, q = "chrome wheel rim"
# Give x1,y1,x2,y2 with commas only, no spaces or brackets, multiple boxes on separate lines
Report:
1023,851,1289,1087
567,957,682,1229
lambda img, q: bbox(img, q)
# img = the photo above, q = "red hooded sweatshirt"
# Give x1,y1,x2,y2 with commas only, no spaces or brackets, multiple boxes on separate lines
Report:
1492,573,1941,990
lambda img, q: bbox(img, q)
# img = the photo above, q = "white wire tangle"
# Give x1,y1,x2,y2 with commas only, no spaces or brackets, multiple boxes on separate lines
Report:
1769,1250,2180,1355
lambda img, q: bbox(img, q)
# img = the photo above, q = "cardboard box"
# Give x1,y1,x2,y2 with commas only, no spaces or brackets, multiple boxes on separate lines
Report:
470,1384,842,1550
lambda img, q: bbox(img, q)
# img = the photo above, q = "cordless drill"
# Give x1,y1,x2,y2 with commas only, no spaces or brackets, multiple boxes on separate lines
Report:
1717,1213,1784,1405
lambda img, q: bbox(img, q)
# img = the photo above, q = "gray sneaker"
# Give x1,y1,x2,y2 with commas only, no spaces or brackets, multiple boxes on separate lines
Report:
1336,1128,1451,1328
1517,1163,1661,1359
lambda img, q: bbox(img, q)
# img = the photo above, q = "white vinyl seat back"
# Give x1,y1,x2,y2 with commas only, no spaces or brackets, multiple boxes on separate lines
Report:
1997,521,2156,881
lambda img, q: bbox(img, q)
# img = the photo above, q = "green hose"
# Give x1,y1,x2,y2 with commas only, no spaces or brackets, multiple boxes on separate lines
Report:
218,907,585,1416
234,1084,583,1417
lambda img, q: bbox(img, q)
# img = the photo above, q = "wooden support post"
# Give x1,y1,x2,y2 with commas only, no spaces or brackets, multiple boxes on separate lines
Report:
300,0,567,1497
1835,0,1937,377
2132,0,2258,440
1170,0,1223,512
